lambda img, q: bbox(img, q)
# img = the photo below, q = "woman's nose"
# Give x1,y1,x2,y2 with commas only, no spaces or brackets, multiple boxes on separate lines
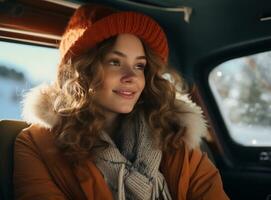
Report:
120,67,136,83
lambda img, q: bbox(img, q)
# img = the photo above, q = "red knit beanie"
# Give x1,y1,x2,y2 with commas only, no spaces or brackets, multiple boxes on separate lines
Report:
59,4,169,63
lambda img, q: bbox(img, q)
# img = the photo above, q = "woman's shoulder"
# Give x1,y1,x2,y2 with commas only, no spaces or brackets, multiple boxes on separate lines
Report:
14,124,67,172
162,139,216,173
15,124,55,151
162,140,200,162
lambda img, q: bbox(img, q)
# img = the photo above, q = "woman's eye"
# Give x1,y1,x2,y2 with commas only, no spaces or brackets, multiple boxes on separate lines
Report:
135,63,146,70
108,59,120,66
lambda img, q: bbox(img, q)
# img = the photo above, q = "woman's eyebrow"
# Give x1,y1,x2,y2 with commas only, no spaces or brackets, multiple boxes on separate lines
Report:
110,50,147,60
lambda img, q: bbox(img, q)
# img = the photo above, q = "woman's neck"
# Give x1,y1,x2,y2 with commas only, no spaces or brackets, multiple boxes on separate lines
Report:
104,113,120,137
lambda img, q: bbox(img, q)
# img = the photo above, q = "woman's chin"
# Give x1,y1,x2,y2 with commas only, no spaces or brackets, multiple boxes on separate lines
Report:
117,107,135,114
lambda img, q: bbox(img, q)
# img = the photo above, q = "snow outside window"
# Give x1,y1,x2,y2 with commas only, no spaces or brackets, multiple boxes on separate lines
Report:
0,41,59,119
209,51,271,147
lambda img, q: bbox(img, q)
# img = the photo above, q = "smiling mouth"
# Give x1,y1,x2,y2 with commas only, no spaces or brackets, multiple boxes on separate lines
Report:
113,90,136,99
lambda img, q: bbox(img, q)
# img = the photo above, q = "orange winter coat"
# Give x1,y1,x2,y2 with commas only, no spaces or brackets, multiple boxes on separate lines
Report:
14,125,230,200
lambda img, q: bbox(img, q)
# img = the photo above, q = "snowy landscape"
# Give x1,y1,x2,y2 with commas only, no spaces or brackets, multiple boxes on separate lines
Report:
209,51,271,146
0,77,30,120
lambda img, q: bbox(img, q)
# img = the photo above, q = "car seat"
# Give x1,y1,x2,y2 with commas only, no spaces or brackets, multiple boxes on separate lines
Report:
0,120,29,200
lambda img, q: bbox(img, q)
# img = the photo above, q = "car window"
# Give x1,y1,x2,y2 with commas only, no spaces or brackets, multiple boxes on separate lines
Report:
0,41,59,119
209,51,271,147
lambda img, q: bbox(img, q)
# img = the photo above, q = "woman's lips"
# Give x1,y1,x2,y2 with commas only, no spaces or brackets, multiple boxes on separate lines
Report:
113,90,136,99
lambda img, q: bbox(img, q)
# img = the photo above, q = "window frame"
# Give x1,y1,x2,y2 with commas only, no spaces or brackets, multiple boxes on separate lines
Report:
193,37,271,171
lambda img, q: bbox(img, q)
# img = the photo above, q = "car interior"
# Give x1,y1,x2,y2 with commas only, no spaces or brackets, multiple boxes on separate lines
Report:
1,0,271,200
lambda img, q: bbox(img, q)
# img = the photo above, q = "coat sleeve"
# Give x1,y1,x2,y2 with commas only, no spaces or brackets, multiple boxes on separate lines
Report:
13,129,67,200
187,148,230,200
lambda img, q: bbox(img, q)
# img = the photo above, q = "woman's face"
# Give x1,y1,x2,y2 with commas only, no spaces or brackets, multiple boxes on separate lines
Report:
93,34,146,118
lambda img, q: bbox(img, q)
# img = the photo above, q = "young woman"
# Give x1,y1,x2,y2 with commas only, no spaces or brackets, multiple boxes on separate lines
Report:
14,4,229,200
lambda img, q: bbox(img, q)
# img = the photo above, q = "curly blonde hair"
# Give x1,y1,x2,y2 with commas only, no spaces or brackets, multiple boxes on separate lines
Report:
53,36,187,164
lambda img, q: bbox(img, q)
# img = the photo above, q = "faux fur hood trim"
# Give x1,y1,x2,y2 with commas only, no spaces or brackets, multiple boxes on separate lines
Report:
22,84,207,149
22,84,60,129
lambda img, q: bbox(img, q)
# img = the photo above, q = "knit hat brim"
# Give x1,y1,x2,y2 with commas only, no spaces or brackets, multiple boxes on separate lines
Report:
60,6,168,63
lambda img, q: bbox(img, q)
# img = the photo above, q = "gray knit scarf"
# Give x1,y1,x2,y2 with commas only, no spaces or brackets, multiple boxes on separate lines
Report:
92,112,172,200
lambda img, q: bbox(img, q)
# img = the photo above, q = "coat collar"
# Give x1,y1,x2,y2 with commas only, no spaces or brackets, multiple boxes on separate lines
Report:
22,83,207,149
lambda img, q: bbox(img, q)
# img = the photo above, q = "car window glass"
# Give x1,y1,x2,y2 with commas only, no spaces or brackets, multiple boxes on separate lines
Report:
209,51,271,146
0,41,59,119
